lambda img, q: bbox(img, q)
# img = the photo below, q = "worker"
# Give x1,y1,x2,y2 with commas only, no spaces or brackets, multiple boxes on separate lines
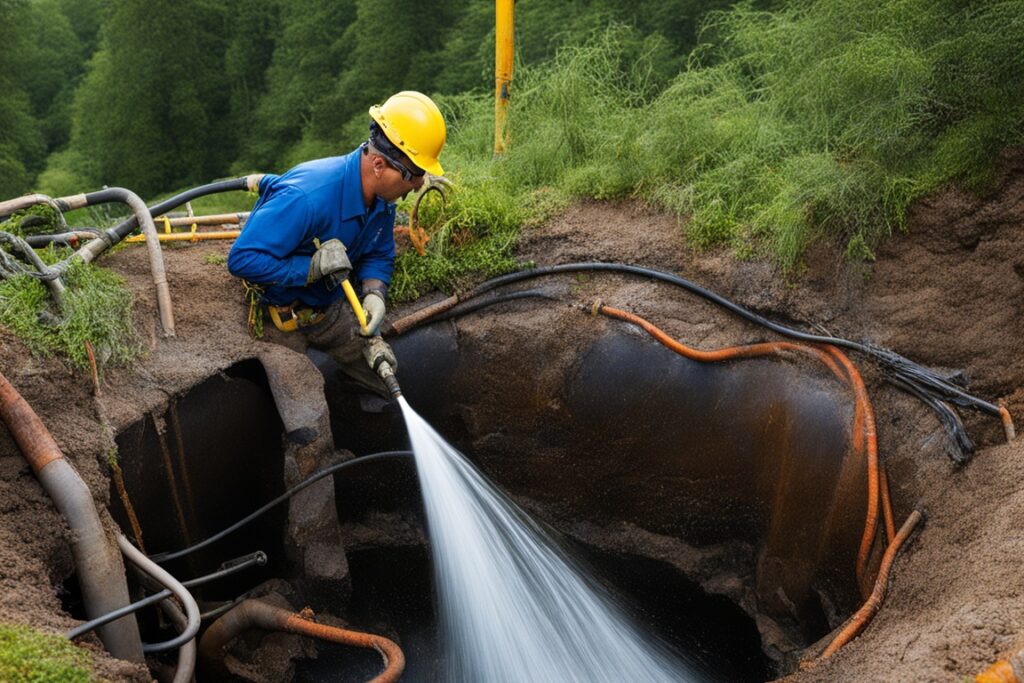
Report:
228,91,448,404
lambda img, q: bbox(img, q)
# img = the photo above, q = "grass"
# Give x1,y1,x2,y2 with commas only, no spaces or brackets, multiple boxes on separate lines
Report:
0,624,95,682
387,0,1024,296
0,245,139,371
5,0,1021,347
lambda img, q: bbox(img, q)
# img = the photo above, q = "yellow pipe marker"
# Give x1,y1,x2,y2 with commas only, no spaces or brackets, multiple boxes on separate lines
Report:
341,279,369,335
494,0,514,154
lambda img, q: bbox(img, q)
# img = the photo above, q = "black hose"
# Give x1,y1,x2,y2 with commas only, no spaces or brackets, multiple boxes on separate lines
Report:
27,178,252,248
451,263,995,411
149,450,414,564
67,551,267,641
107,178,250,242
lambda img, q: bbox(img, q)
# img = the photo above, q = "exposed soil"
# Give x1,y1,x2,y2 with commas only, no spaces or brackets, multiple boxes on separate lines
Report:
0,148,1022,681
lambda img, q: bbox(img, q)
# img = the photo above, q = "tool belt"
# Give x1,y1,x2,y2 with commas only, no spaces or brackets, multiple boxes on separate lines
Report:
267,303,326,333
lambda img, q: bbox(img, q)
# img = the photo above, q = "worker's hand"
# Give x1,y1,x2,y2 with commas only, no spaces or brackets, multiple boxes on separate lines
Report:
307,239,351,286
363,336,397,375
361,291,386,336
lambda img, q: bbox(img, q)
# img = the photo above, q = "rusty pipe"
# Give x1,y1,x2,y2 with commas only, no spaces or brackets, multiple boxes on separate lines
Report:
0,370,143,662
386,293,460,335
199,599,404,682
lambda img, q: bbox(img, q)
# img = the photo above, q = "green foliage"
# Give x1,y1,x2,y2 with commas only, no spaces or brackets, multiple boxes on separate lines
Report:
422,0,1024,272
64,0,233,196
203,252,227,265
0,246,139,370
4,0,1024,298
0,623,95,682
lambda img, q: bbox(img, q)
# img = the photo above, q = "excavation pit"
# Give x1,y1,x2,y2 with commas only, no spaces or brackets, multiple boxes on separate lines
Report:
97,304,872,681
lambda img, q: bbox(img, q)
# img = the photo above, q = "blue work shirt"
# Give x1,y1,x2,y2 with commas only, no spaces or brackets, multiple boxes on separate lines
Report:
227,148,396,307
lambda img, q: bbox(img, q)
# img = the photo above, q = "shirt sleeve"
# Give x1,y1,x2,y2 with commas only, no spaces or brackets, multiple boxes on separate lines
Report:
353,212,397,285
228,184,316,288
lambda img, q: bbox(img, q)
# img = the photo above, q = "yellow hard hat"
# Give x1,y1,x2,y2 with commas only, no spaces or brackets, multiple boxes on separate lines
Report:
369,91,446,176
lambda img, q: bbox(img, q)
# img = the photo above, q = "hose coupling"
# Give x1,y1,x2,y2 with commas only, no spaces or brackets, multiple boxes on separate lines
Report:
377,361,403,398
363,337,402,398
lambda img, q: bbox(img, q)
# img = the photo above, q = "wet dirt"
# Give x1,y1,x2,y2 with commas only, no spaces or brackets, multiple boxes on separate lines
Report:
0,148,1022,681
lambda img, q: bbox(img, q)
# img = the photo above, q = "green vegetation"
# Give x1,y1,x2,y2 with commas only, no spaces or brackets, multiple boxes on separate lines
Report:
0,623,95,682
0,0,1022,318
422,1,1024,277
0,244,138,370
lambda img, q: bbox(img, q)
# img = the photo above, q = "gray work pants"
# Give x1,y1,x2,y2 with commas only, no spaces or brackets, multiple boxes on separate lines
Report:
261,299,388,397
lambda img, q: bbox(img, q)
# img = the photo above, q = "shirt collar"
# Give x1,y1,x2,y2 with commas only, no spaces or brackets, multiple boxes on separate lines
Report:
341,146,388,221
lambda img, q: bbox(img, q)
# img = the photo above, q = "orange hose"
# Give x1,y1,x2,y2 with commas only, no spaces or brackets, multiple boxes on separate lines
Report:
999,405,1016,442
597,304,845,375
879,465,896,544
976,660,1020,683
282,614,405,683
815,509,922,661
199,599,404,683
823,345,881,597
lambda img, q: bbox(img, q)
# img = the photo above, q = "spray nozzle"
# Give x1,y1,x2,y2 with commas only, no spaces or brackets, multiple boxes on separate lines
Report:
363,337,402,398
376,359,403,398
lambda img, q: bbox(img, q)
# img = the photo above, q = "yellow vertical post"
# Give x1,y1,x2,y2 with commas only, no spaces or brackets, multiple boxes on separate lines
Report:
494,0,514,154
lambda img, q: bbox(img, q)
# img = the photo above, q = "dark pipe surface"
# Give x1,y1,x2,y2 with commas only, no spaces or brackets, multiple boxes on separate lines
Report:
328,319,864,641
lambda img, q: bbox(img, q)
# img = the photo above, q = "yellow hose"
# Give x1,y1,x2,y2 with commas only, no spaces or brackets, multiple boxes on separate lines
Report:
341,280,369,335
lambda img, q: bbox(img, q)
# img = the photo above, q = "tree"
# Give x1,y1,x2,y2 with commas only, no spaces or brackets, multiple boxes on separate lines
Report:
237,0,356,172
66,0,231,196
0,0,46,197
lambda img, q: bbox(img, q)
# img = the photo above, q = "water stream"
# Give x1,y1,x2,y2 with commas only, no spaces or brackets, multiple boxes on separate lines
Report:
398,396,705,682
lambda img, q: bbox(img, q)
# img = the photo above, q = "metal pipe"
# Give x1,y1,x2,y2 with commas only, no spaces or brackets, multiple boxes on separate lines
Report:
154,212,248,227
0,370,143,662
67,551,266,640
156,589,197,683
71,187,175,335
123,230,242,243
199,599,404,683
494,0,515,154
117,533,200,654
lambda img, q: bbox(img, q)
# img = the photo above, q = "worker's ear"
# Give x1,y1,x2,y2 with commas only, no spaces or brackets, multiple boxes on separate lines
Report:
371,155,386,179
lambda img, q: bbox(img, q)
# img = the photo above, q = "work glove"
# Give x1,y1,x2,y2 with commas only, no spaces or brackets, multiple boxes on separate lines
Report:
361,291,386,337
307,239,351,286
363,336,398,375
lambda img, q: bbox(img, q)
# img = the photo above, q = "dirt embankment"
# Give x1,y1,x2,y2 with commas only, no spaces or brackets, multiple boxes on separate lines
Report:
0,149,1021,681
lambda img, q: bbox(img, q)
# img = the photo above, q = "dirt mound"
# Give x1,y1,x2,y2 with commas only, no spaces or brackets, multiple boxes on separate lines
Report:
0,149,1021,681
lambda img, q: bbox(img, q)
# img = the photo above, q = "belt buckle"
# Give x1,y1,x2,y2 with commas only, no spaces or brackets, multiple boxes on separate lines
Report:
268,305,299,332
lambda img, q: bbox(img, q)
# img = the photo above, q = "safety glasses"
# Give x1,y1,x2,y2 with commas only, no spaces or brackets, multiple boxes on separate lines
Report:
381,153,425,182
